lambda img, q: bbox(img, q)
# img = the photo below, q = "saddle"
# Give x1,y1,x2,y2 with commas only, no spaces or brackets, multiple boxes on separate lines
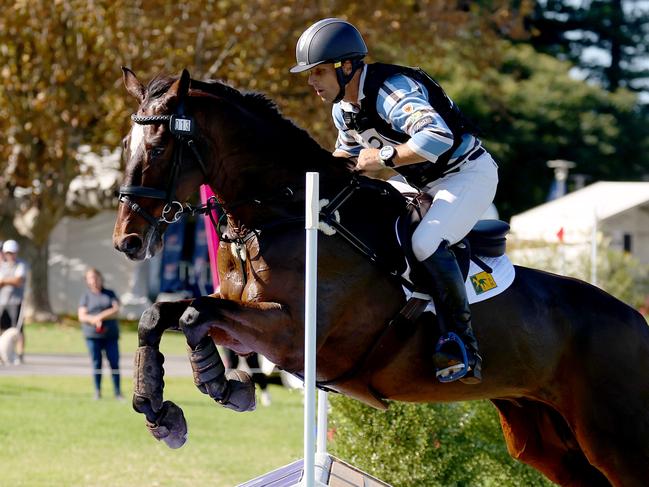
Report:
396,192,509,290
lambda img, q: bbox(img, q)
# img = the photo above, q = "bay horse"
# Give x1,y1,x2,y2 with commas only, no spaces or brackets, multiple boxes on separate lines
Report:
113,67,649,487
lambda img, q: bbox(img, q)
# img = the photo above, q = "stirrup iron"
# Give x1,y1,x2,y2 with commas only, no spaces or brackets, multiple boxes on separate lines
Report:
434,332,470,383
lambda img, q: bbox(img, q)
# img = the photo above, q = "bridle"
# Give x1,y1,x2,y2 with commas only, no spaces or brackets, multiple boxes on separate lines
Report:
118,106,216,231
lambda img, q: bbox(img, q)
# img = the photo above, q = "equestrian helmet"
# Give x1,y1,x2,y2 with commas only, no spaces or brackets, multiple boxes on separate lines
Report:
290,18,367,73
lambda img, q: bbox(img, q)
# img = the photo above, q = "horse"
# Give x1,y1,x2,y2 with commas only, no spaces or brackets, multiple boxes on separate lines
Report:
113,67,649,487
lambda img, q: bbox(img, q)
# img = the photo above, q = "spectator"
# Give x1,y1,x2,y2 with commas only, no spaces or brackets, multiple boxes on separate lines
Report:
0,240,28,364
78,268,123,400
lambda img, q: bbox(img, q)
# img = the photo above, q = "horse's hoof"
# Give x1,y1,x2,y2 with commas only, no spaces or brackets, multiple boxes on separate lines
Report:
220,369,256,412
145,400,188,449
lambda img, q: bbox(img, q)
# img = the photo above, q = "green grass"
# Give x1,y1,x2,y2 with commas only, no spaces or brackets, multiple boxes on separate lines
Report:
24,321,189,356
0,376,303,486
1,323,304,486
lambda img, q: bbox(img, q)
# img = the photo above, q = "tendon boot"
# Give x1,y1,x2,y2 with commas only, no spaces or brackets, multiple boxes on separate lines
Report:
420,242,482,385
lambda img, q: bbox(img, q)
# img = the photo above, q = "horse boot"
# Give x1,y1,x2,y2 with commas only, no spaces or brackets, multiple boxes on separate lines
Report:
420,242,482,385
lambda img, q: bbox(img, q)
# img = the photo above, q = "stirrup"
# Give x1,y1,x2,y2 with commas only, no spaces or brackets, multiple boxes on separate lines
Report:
434,332,469,383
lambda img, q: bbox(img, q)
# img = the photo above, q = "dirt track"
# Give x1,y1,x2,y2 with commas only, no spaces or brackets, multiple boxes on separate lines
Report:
0,353,192,377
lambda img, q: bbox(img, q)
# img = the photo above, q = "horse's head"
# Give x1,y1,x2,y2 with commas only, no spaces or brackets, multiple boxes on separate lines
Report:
114,68,207,260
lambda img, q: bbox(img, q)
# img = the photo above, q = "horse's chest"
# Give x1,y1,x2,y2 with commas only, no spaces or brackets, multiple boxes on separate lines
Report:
217,240,272,302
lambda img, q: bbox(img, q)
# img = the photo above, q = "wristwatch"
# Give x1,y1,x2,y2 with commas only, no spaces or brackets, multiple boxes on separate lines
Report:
378,145,396,168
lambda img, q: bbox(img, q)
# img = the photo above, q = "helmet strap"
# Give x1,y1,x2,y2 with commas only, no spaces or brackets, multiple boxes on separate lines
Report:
333,59,364,103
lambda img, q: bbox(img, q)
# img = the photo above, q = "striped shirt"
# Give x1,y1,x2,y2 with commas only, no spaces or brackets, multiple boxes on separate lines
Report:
333,65,482,176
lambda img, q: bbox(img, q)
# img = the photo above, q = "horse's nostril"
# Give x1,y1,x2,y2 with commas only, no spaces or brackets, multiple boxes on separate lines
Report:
120,235,143,255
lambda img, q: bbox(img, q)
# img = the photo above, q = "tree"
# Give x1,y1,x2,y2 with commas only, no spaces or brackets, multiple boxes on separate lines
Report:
434,42,649,218
0,0,516,318
0,1,125,318
526,0,649,94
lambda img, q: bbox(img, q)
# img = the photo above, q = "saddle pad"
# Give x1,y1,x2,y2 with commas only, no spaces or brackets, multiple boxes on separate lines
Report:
403,253,516,314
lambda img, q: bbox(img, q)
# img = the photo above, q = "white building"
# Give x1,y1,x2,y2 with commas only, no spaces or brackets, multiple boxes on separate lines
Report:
509,181,649,265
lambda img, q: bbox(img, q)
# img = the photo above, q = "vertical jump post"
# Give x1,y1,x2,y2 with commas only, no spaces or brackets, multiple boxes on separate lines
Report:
304,172,319,486
236,172,391,487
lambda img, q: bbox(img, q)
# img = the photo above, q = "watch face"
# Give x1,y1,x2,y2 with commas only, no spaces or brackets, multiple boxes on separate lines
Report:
379,145,395,166
379,145,394,159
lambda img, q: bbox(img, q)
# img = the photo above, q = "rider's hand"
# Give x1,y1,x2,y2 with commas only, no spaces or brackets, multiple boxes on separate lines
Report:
355,148,382,172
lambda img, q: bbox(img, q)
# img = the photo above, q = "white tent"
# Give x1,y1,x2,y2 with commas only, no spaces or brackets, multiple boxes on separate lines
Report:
48,211,156,318
510,181,649,264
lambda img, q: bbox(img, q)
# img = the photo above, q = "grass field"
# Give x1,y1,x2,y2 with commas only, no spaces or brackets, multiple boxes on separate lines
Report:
23,321,189,356
0,323,304,486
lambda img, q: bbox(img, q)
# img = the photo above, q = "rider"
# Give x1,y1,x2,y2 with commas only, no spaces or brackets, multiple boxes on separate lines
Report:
290,18,499,384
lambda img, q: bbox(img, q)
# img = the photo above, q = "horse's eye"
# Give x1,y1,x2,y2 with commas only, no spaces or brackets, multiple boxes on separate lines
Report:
149,147,165,159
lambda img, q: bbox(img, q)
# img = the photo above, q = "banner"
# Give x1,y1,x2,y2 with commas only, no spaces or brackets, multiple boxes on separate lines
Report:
192,215,213,296
199,185,220,290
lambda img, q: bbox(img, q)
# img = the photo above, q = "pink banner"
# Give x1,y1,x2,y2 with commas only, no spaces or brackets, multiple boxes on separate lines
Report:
199,185,220,291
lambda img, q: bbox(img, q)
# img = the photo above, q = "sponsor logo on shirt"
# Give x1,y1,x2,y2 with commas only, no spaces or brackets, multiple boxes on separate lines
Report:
411,116,434,133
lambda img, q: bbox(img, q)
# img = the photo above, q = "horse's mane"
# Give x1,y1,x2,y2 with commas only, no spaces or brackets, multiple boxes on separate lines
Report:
145,75,349,174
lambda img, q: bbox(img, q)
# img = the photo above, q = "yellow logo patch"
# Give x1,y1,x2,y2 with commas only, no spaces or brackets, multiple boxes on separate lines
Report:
470,272,497,295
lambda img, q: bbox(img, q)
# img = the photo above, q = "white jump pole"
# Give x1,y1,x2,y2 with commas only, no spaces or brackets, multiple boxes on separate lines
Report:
304,172,319,487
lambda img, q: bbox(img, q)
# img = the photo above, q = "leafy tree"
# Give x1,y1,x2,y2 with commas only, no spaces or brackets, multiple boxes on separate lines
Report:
436,42,649,218
3,0,644,316
0,0,516,318
511,238,649,308
526,0,649,93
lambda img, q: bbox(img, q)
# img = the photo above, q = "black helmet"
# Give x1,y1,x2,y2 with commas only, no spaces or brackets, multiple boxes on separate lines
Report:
290,18,367,73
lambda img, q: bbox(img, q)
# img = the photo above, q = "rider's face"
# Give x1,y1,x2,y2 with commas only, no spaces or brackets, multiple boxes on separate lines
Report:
307,64,339,103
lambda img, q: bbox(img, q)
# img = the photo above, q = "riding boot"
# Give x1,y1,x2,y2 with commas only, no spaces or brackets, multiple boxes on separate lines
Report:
420,242,482,384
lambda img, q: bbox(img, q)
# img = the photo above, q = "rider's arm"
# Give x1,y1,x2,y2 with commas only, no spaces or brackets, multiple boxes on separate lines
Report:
333,149,356,160
376,74,455,167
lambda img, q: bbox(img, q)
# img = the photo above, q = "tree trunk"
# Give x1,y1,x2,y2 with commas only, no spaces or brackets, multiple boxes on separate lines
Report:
606,0,623,92
23,240,57,322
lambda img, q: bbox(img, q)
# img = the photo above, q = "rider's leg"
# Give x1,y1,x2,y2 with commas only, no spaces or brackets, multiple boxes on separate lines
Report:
411,153,498,383
420,241,483,383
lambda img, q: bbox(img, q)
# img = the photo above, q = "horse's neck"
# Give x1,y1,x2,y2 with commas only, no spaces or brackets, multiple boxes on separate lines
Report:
209,148,349,229
198,100,351,225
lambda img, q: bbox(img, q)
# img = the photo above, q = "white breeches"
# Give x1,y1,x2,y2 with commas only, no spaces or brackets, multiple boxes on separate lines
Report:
388,152,499,262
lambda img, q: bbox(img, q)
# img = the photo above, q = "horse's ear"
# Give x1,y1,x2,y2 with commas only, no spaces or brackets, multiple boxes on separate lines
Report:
122,66,146,103
178,69,191,98
161,69,191,110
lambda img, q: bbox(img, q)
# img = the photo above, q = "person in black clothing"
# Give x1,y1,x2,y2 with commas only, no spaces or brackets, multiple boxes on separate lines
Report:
291,19,500,384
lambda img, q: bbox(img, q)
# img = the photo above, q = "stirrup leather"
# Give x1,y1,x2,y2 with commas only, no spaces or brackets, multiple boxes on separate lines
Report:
434,332,471,383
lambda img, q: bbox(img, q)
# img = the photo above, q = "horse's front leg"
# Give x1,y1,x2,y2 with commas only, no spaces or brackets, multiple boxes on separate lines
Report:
133,300,192,449
180,295,296,413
